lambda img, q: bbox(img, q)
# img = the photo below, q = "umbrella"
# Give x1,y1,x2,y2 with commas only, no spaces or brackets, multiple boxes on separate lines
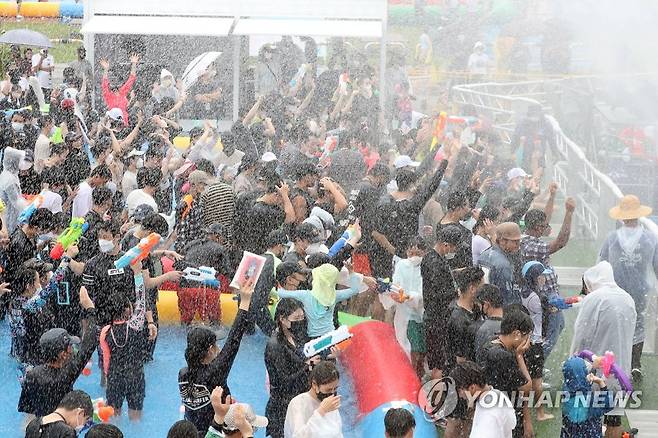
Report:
0,29,53,48
181,51,221,92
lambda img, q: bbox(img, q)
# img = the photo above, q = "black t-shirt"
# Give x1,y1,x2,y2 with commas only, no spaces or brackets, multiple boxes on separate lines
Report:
63,150,91,187
19,169,42,195
352,93,380,130
435,221,473,269
480,340,527,394
82,253,136,326
78,210,104,262
445,303,481,372
6,227,37,283
421,250,459,327
101,320,146,378
176,239,231,288
243,201,286,255
25,419,75,438
342,179,383,253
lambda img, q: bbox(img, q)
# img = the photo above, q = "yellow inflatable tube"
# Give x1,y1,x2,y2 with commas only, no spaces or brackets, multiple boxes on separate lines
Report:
157,290,239,326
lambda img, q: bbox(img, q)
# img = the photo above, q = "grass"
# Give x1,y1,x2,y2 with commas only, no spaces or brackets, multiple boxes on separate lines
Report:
0,18,81,74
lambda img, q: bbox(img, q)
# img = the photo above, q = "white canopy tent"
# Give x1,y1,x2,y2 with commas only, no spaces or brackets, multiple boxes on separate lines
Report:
81,0,388,121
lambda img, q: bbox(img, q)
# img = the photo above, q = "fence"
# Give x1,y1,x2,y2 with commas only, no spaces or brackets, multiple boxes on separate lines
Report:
451,79,658,353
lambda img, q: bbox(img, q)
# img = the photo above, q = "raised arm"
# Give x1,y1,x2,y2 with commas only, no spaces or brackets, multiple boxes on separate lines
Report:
548,197,575,254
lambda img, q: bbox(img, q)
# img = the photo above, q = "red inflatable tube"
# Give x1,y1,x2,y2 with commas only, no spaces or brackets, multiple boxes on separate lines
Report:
341,321,421,416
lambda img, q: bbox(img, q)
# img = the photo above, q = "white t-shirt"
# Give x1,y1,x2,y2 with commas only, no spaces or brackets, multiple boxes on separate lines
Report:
72,181,93,218
470,389,516,438
126,189,159,216
40,189,63,214
472,235,492,265
284,392,342,438
121,170,138,198
31,53,54,89
34,133,51,174
213,148,244,169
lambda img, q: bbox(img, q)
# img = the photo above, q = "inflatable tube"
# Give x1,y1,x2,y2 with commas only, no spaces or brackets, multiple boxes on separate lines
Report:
341,321,437,437
157,289,238,326
0,2,83,18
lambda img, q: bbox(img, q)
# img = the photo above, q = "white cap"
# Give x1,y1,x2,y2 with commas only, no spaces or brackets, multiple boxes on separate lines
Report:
394,155,420,169
124,148,146,159
507,168,529,180
261,152,277,162
160,69,174,80
474,41,484,50
224,403,268,430
106,108,123,121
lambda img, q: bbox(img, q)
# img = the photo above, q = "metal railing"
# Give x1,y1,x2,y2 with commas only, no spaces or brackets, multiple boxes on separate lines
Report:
451,80,658,353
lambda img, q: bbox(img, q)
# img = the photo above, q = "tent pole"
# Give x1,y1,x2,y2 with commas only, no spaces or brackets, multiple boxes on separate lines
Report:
379,0,388,129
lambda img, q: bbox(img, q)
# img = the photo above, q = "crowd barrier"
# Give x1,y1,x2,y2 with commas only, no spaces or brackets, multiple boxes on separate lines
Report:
0,1,83,18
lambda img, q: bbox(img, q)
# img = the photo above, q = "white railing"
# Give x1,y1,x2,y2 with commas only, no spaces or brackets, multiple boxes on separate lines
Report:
452,80,658,353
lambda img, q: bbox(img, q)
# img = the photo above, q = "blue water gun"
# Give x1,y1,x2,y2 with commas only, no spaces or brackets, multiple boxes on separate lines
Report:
18,194,44,224
328,225,355,258
182,266,220,288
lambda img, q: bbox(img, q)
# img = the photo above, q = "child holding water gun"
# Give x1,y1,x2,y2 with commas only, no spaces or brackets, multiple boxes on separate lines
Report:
379,237,427,377
561,356,614,437
98,259,151,421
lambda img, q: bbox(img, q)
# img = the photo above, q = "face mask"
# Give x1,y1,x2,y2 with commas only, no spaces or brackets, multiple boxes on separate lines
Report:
98,239,115,253
136,158,144,168
445,252,456,260
408,256,423,266
306,242,323,255
12,122,24,132
289,319,307,340
316,390,337,401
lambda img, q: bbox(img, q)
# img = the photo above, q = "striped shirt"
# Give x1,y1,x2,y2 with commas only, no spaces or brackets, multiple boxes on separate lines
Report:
201,182,236,239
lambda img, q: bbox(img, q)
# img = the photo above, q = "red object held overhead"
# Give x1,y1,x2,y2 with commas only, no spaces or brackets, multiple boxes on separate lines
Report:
340,321,421,415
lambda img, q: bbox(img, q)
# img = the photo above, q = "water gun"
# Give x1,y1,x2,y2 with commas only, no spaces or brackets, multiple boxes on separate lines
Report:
2,106,32,121
17,194,44,225
376,278,408,302
549,295,582,310
114,233,161,269
303,325,353,358
82,361,92,376
578,350,633,392
328,225,355,258
289,64,308,89
91,398,115,423
182,266,220,288
50,217,88,260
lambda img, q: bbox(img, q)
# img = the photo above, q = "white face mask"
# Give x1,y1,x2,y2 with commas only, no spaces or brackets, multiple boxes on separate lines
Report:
98,239,115,253
408,256,423,266
12,122,24,131
136,158,144,169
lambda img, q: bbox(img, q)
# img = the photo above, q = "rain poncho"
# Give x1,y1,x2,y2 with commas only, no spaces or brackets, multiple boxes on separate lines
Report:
379,258,424,358
599,224,658,344
560,356,614,438
0,147,28,233
570,261,636,379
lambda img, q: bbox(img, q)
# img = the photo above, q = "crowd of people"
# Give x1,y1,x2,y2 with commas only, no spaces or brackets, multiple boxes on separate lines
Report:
0,33,652,438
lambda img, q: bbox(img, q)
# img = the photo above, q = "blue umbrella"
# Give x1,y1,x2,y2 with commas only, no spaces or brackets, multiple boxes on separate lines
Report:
0,29,53,48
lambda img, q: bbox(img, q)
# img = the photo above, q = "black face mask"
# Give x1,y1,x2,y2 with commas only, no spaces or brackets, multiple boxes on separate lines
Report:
289,319,307,340
316,390,337,401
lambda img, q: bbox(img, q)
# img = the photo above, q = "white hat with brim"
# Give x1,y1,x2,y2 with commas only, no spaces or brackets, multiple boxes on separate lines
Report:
609,195,653,220
394,155,420,169
507,167,529,180
224,403,268,430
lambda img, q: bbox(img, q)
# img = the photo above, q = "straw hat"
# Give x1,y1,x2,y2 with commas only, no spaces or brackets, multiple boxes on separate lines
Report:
609,195,652,220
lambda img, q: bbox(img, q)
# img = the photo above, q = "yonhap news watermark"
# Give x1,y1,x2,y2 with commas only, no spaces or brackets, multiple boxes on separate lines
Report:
418,378,643,421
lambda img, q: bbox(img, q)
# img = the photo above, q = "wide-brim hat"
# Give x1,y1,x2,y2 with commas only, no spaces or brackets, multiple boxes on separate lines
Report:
609,195,652,220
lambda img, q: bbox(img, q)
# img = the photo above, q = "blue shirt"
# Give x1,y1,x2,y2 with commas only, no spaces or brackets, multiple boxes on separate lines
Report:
277,273,361,337
478,245,523,306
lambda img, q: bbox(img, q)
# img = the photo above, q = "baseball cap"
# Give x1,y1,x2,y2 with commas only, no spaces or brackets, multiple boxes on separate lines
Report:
292,222,323,243
40,328,81,360
275,261,310,285
522,261,552,278
174,159,196,177
132,204,155,223
507,168,529,180
124,148,146,159
261,152,277,162
394,155,420,169
188,170,211,185
224,403,268,431
496,222,522,241
106,108,124,122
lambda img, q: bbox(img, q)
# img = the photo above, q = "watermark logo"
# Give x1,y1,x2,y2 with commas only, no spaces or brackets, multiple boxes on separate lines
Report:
418,378,459,421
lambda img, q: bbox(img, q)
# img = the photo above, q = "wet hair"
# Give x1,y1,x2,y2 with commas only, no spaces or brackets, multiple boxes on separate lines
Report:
90,164,112,181
195,159,215,176
58,390,94,418
310,360,339,386
97,221,121,238
395,168,418,191
453,267,484,294
473,204,501,234
446,191,468,211
524,209,547,230
476,285,503,308
137,167,162,189
107,293,132,321
85,424,124,438
166,420,198,438
306,253,331,269
28,208,53,231
51,212,69,231
141,213,169,237
368,162,391,181
450,361,487,391
384,408,416,438
274,298,305,341
406,236,428,252
50,142,68,157
185,327,217,370
39,114,53,127
92,186,113,207
13,267,39,296
499,308,533,335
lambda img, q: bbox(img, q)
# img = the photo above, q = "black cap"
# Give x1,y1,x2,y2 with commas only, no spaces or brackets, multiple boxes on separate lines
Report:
275,261,309,285
40,328,81,360
205,223,227,236
132,204,156,223
292,222,322,243
436,224,464,245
